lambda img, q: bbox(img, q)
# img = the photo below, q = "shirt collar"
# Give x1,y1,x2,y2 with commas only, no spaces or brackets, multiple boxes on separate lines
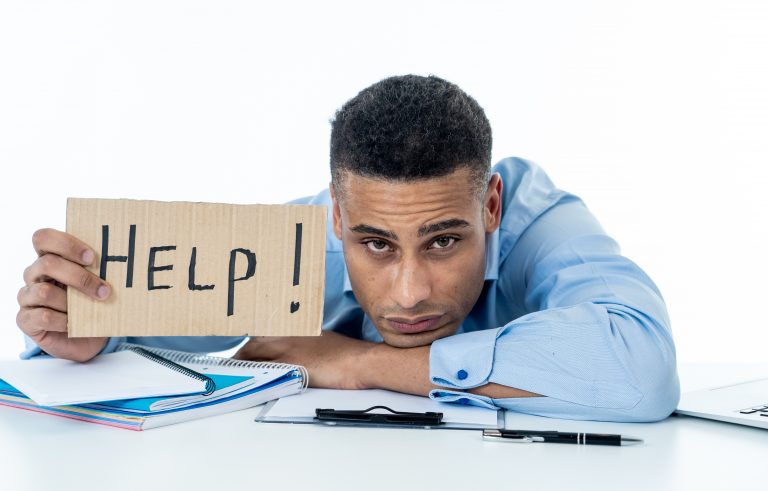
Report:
342,228,500,293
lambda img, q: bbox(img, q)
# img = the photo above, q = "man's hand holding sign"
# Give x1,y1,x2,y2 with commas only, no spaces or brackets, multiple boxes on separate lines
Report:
17,199,326,362
18,228,111,362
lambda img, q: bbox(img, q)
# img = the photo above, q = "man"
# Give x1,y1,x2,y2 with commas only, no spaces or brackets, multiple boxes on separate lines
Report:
16,75,679,422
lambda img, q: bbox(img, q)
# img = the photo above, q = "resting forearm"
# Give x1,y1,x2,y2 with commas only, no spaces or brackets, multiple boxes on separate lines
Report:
362,343,539,399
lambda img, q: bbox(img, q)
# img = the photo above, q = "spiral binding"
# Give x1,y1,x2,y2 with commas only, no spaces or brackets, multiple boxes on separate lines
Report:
115,342,308,392
128,346,216,396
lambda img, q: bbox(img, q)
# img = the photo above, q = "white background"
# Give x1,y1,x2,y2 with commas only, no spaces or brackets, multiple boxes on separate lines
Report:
0,0,766,363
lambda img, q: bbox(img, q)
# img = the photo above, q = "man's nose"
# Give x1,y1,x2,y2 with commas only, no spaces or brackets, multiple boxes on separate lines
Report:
390,256,431,310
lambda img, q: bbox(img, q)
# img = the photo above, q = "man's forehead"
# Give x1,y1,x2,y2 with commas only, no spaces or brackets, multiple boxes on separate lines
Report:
339,169,477,202
341,176,477,215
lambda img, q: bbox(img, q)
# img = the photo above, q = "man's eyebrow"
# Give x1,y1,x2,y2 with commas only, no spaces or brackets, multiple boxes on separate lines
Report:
418,219,471,237
349,224,398,240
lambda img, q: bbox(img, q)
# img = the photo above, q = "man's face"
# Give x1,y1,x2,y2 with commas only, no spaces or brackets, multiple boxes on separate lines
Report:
331,168,502,348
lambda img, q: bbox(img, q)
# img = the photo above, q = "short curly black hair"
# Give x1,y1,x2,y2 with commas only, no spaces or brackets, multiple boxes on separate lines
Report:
330,75,492,200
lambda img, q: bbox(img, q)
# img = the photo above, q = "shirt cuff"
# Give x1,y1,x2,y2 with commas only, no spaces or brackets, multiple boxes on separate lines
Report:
98,337,126,355
20,336,41,359
428,389,498,410
429,327,501,389
19,335,125,359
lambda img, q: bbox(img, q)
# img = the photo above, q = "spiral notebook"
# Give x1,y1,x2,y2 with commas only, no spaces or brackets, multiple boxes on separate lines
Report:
0,343,307,431
0,346,218,407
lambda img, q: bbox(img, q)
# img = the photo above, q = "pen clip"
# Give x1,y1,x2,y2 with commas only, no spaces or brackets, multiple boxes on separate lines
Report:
315,405,444,426
482,429,545,443
483,434,536,443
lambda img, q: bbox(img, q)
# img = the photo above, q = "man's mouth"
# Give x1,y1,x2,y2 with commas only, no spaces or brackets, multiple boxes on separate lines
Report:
384,315,444,334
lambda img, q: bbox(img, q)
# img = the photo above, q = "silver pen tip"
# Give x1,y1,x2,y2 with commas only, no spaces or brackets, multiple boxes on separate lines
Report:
621,436,644,446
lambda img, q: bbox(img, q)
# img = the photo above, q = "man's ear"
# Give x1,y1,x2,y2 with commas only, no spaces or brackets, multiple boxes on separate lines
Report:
483,173,503,233
329,183,343,240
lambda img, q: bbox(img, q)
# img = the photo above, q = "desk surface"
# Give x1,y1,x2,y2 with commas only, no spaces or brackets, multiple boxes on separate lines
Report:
2,363,766,491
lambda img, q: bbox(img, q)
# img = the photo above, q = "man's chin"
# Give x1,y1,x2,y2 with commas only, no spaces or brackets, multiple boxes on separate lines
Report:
379,326,455,348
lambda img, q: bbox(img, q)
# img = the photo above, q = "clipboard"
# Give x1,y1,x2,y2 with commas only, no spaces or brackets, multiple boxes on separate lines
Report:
315,405,444,428
255,388,505,430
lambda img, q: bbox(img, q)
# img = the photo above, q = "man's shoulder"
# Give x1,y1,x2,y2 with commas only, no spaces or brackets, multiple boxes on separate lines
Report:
492,156,539,174
494,155,576,212
493,156,581,256
493,156,555,200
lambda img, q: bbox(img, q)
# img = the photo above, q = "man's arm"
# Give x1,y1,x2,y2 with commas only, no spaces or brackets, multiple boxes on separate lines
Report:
362,343,539,399
233,331,538,398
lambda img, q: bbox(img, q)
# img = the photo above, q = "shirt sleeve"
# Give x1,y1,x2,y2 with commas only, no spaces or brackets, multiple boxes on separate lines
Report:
19,334,127,360
429,197,680,422
20,334,246,360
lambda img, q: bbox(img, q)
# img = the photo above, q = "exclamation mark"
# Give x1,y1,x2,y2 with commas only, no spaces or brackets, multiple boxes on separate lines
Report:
290,223,302,313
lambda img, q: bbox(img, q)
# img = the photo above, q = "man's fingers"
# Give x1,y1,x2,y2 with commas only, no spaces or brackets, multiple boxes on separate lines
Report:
33,334,107,363
15,308,104,361
17,283,68,312
32,228,95,266
16,307,68,338
23,254,110,300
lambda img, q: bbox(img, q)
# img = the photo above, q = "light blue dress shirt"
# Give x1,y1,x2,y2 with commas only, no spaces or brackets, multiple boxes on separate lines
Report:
21,157,680,422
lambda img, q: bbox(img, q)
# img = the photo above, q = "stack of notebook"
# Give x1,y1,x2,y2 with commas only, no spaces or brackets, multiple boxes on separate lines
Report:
0,343,307,431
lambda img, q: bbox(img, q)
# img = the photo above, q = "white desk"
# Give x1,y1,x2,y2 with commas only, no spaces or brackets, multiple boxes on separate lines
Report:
1,363,766,491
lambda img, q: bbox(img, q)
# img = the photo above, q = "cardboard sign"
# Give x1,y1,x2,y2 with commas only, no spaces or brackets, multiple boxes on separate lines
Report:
66,198,326,338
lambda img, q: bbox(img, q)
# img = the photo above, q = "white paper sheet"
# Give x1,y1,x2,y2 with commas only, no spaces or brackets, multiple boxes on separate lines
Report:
0,350,208,406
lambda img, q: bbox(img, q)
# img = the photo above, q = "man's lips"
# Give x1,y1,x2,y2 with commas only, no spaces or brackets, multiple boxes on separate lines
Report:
385,315,444,334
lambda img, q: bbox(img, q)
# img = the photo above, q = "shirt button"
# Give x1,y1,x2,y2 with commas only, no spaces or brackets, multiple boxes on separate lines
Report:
457,369,468,380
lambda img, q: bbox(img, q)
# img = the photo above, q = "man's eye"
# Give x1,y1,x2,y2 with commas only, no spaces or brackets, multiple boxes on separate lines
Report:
431,237,456,249
365,240,391,253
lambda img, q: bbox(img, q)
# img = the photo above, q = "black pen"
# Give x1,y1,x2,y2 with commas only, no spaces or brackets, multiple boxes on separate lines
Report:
483,429,643,446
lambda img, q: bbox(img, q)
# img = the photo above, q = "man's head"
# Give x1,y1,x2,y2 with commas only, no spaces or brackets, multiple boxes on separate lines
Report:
329,75,502,348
